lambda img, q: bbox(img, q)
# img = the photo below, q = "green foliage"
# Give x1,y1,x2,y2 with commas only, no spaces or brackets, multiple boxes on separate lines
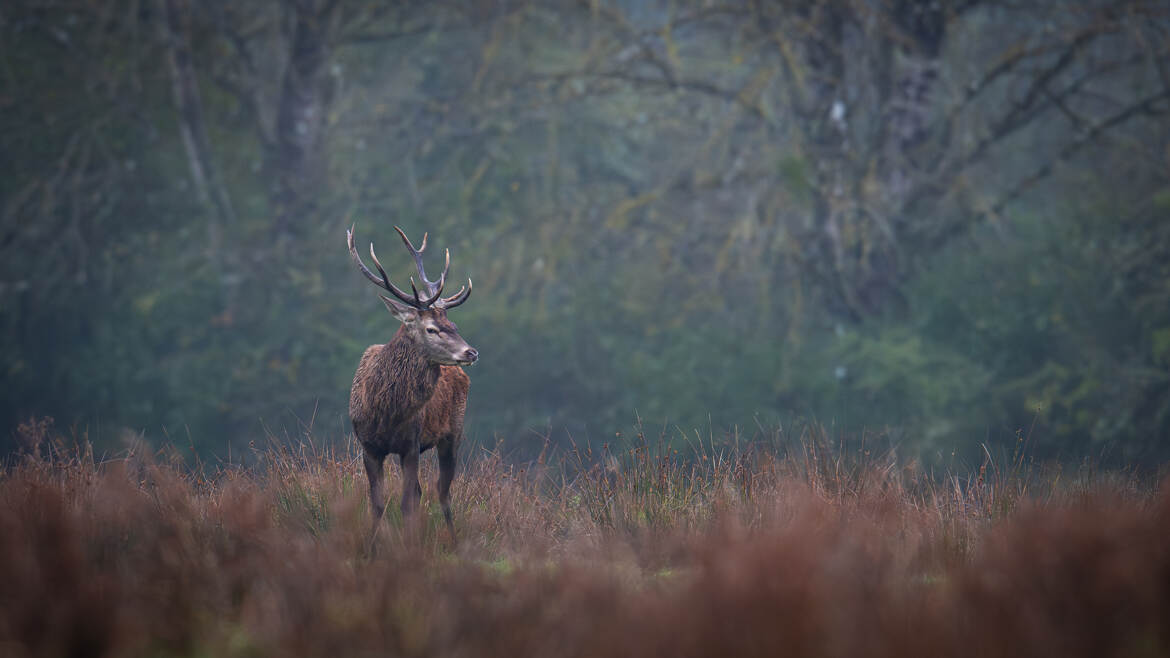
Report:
1,0,1167,466
776,154,814,210
913,198,1170,461
790,326,994,452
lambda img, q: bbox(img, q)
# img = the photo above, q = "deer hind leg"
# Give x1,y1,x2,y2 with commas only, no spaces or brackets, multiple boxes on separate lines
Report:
436,440,457,542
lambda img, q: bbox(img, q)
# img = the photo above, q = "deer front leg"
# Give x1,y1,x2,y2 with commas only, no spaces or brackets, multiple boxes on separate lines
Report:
436,440,457,543
363,449,387,552
363,449,387,521
399,441,422,518
398,439,424,544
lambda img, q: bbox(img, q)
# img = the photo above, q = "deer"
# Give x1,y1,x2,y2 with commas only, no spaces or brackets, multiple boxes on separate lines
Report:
346,224,477,545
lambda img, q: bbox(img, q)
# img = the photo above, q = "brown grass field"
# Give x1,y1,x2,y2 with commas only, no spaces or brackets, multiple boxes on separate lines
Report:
2,418,1168,658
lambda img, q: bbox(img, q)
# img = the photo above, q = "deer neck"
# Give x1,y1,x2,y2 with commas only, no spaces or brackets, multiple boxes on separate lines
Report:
385,328,441,401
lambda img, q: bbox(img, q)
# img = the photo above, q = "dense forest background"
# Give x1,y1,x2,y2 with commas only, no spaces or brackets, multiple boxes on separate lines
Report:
2,0,1168,464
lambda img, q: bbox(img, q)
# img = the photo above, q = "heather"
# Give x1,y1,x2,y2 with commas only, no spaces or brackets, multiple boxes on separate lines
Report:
3,423,1166,658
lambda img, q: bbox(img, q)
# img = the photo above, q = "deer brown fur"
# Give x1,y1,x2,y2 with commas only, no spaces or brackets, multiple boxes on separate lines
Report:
346,225,476,542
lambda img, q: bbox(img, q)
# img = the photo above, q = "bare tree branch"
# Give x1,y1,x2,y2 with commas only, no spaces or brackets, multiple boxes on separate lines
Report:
158,0,236,251
985,89,1170,219
924,88,1170,251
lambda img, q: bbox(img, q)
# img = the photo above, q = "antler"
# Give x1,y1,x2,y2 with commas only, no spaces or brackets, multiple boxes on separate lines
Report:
437,278,472,310
392,226,450,292
347,224,472,310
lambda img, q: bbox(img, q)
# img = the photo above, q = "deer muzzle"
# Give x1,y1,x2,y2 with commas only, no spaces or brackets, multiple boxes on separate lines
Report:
458,347,479,365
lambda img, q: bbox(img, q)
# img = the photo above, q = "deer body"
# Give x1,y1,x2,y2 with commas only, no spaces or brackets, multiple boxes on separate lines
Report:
346,225,476,541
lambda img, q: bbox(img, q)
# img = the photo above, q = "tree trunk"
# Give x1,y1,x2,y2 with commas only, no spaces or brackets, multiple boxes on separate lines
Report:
269,0,338,237
159,0,236,256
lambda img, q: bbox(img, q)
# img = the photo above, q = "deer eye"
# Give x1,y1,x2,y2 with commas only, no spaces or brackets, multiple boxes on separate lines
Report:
426,327,439,335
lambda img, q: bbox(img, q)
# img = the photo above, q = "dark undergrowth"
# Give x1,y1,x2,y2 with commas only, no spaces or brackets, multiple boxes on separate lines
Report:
2,418,1168,657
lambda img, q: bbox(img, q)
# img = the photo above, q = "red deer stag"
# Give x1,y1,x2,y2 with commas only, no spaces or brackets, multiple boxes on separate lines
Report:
346,224,476,542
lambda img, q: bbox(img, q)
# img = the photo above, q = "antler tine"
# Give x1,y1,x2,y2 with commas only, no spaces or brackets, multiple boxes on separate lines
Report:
393,225,424,252
367,242,392,291
347,226,383,286
369,242,420,307
409,277,422,307
436,248,451,291
429,250,448,300
348,224,421,307
412,276,445,307
438,278,472,309
394,225,440,289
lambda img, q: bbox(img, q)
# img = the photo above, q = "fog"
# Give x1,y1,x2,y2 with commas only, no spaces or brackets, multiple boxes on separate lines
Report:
2,0,1168,465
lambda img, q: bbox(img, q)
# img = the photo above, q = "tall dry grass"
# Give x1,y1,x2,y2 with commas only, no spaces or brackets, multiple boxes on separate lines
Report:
1,418,1167,657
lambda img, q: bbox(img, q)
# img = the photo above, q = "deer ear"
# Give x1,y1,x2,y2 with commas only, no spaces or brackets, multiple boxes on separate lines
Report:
380,295,418,324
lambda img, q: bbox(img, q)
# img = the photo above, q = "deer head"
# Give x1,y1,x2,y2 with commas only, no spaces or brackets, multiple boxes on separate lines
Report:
348,224,478,366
